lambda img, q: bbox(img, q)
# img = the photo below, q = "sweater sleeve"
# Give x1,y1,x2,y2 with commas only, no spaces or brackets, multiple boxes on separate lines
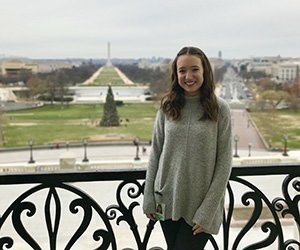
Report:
143,110,165,214
192,101,232,231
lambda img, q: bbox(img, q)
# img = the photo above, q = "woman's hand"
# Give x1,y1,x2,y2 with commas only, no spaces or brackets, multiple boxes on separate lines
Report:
146,213,156,221
192,224,204,235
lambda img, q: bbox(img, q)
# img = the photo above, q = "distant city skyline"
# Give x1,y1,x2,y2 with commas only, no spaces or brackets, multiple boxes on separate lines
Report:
1,0,299,59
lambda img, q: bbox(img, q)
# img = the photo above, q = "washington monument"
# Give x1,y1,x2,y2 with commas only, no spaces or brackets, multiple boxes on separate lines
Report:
106,42,112,67
82,42,134,85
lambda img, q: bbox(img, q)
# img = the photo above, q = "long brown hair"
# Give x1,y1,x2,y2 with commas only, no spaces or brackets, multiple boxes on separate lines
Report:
161,46,219,121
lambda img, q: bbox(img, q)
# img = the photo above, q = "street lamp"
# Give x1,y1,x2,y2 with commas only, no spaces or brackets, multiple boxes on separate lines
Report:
233,135,240,158
133,137,141,161
82,139,89,162
282,135,289,157
28,140,35,164
248,143,252,157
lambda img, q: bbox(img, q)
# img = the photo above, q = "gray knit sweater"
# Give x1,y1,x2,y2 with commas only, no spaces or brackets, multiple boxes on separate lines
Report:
143,95,232,234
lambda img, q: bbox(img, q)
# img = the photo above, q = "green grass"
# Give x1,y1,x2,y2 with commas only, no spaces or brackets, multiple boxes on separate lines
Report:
2,105,300,149
2,103,158,148
250,109,300,149
94,67,124,85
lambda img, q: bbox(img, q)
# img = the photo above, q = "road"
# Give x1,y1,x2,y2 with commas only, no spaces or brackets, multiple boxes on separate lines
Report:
219,66,266,150
231,109,266,150
1,141,297,166
0,144,150,165
220,67,253,101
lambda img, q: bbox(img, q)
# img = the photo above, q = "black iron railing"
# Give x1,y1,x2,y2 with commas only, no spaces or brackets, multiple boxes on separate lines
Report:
0,164,299,250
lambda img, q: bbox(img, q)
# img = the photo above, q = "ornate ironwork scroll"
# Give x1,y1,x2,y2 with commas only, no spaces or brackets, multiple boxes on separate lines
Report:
272,174,300,250
0,165,299,249
0,183,116,250
106,180,162,250
230,176,283,249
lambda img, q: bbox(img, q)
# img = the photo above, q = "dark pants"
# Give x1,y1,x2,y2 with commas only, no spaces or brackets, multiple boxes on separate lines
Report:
160,218,210,250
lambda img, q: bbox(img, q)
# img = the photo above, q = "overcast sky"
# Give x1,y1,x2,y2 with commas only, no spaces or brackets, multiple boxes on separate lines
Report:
1,0,299,59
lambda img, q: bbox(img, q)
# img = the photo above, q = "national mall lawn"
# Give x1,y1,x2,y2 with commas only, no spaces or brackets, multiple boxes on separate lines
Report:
250,109,300,149
2,104,300,149
3,103,159,148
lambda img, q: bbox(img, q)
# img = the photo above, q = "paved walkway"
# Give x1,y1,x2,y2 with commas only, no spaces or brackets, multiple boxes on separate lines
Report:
231,109,266,150
82,67,104,85
82,66,134,85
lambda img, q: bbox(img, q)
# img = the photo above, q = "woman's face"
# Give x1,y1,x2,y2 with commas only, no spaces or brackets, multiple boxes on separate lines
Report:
176,54,204,96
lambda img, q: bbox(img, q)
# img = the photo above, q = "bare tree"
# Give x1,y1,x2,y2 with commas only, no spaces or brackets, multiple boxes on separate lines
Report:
149,65,171,100
54,69,69,106
260,90,289,110
45,74,57,105
257,78,275,91
0,108,7,146
286,76,300,109
26,76,46,99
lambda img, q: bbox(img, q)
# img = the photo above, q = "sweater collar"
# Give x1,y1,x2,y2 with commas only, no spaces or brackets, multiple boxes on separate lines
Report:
185,94,200,103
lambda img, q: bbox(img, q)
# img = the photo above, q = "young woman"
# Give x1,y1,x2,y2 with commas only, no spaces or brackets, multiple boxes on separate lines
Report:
143,46,232,249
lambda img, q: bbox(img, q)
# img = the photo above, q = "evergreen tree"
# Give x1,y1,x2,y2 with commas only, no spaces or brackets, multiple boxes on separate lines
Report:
100,86,120,126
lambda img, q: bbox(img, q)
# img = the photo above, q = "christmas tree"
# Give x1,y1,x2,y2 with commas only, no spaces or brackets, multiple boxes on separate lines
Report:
100,86,120,126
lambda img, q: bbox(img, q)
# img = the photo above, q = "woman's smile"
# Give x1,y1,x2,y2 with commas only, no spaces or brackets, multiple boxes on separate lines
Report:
177,54,204,96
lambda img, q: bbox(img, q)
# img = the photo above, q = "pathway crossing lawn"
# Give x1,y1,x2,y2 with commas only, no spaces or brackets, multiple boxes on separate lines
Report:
4,103,158,148
250,109,300,149
94,67,124,85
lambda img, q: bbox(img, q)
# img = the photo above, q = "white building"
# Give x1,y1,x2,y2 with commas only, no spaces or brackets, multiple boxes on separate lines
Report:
247,57,279,75
0,88,17,102
1,60,38,77
272,61,300,82
237,57,300,83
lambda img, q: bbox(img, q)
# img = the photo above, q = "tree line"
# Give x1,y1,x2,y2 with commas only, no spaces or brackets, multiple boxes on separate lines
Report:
1,60,229,104
235,68,300,111
116,64,166,85
0,61,100,85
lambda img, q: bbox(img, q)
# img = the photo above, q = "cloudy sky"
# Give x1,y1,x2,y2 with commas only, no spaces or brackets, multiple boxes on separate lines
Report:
1,0,299,59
